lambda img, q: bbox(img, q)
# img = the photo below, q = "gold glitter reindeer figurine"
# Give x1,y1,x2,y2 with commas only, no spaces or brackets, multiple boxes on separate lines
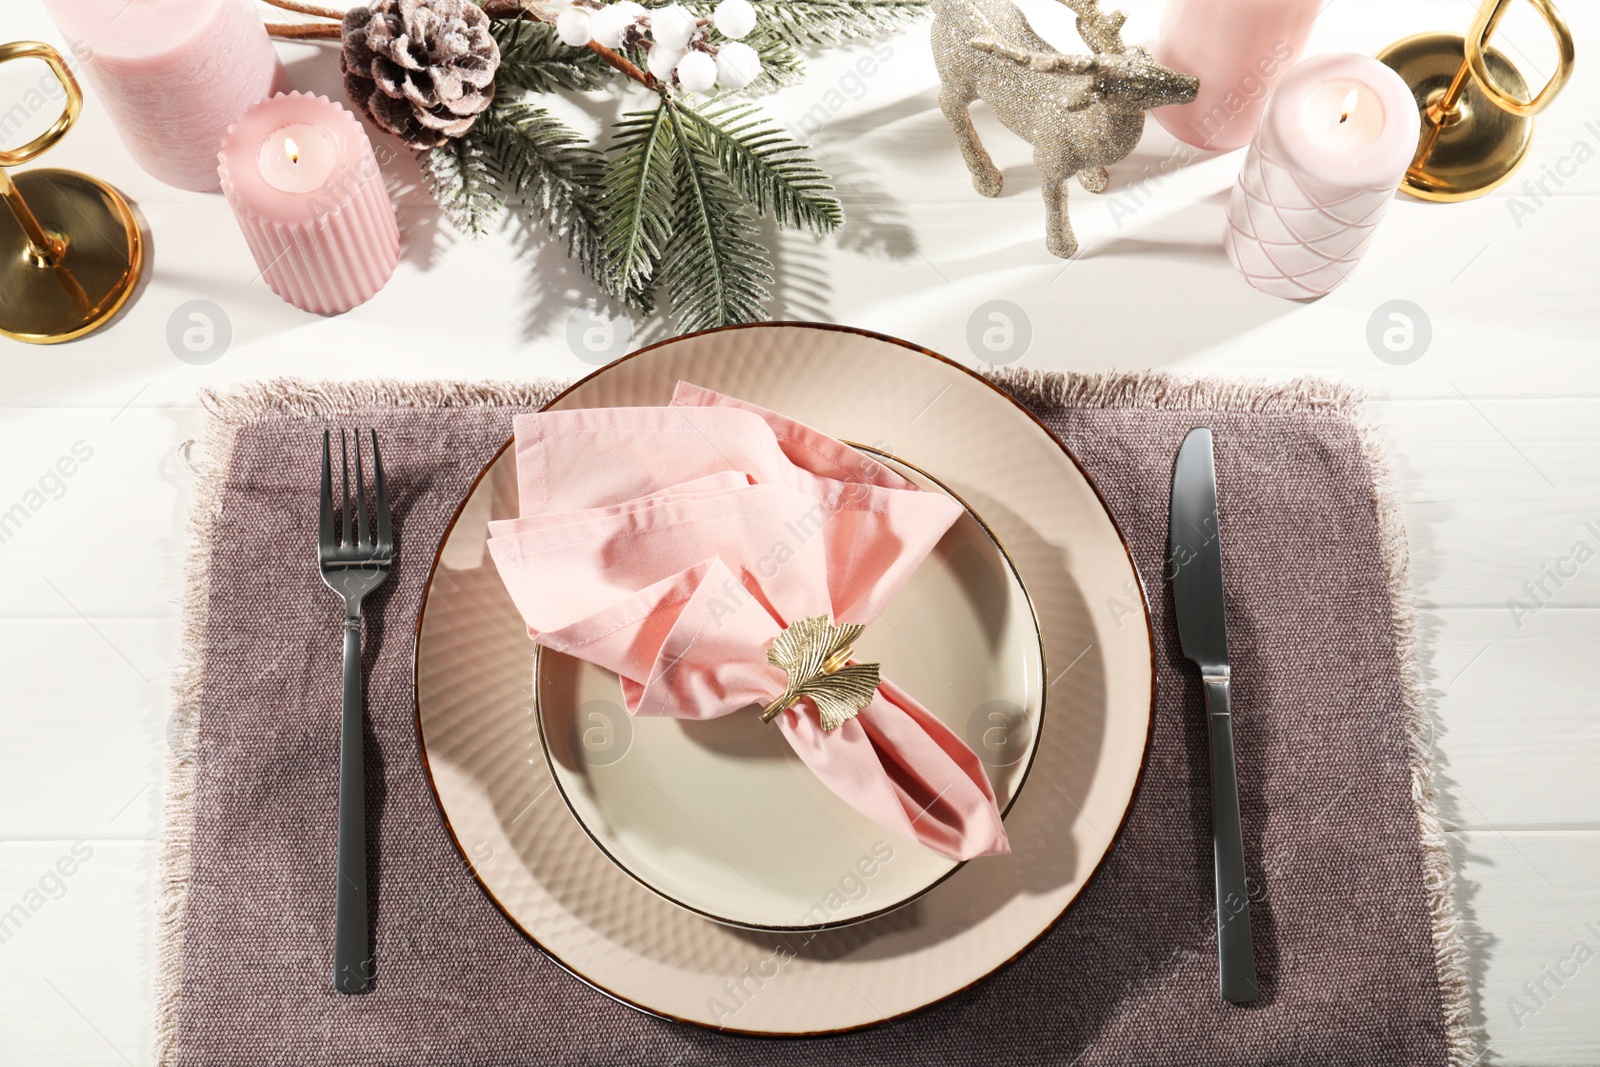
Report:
931,0,1199,257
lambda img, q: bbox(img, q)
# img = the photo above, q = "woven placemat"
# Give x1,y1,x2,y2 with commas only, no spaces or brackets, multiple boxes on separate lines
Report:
156,371,1473,1066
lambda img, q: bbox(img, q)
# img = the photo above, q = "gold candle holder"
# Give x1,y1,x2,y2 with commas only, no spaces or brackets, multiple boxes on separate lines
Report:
1377,0,1575,202
0,41,144,345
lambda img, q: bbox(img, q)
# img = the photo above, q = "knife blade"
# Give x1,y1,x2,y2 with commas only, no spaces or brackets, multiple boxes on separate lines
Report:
1170,427,1257,1004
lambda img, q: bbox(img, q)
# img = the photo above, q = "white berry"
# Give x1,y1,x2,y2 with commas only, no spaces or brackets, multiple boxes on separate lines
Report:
590,2,645,48
647,43,686,80
650,4,697,51
714,41,761,89
555,8,592,47
713,0,757,39
675,49,718,92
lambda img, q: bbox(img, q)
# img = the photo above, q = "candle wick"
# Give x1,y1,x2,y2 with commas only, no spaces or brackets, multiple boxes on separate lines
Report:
1336,88,1359,128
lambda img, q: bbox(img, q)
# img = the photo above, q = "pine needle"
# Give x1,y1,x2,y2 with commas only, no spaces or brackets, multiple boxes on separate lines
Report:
675,101,843,233
733,28,803,93
751,0,931,47
493,19,612,94
421,4,905,319
420,135,501,238
478,103,628,302
661,103,773,330
599,103,679,297
645,0,929,49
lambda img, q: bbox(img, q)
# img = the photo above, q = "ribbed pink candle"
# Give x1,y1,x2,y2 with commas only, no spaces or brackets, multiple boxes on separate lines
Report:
44,0,286,192
1152,0,1322,152
1223,54,1419,300
218,93,400,315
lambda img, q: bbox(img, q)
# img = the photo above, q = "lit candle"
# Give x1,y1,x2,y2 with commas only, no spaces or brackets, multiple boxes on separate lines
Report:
1304,84,1383,153
258,126,340,195
218,93,401,316
1223,54,1420,300
43,0,286,192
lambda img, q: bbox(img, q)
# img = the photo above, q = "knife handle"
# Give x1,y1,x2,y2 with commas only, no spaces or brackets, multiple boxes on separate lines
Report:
1203,672,1257,1004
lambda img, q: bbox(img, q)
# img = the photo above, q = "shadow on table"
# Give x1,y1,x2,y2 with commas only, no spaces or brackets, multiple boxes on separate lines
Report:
818,94,1305,367
1374,441,1497,1057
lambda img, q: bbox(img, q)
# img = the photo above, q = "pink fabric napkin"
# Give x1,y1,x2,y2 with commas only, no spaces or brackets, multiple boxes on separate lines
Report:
487,383,1009,861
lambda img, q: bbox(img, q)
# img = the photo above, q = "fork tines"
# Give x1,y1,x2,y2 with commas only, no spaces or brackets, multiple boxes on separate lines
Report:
319,429,394,564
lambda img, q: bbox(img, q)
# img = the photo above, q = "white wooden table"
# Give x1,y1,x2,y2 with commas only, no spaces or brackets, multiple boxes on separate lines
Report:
2,0,1596,1062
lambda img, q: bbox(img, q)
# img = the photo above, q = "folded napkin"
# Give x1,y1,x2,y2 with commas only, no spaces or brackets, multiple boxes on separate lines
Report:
487,383,1010,861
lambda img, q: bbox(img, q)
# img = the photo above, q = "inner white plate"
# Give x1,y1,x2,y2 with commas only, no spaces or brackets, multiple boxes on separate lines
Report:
536,451,1046,930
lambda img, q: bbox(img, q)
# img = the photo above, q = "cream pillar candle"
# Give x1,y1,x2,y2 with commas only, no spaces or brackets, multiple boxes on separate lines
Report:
218,93,400,315
1223,53,1420,300
43,0,286,192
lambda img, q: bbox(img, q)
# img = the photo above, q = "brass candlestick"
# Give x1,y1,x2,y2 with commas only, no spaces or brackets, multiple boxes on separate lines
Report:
1377,0,1575,202
0,41,144,345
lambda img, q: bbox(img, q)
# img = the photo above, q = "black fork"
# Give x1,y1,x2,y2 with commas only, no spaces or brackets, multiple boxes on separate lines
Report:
317,430,394,994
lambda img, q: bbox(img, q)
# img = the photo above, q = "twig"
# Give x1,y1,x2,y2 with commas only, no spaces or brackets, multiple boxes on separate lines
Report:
265,22,344,39
481,0,661,91
262,1,662,84
481,0,570,21
582,40,659,90
261,0,348,20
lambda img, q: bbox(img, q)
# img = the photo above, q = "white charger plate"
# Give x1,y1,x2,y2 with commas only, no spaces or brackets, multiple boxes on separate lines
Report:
536,448,1046,931
414,324,1155,1035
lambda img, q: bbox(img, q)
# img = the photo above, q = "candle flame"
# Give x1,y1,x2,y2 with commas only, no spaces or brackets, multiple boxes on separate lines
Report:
1338,88,1358,125
285,137,300,164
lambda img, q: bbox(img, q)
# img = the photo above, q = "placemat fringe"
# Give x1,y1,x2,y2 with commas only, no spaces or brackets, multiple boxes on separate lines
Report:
989,366,1479,1066
987,367,1366,416
160,370,1476,1065
155,411,242,1066
1354,405,1480,1067
159,376,568,1064
197,377,569,424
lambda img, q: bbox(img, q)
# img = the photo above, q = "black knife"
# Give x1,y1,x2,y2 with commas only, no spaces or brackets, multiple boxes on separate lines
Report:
1170,427,1257,1004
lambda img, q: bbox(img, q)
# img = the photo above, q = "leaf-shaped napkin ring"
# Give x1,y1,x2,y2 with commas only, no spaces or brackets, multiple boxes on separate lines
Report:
758,615,881,732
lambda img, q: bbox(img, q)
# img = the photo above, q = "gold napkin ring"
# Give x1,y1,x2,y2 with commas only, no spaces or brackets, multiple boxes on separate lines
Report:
758,615,880,732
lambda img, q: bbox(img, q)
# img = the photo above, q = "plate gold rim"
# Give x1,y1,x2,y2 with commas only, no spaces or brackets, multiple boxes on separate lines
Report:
410,321,1158,1037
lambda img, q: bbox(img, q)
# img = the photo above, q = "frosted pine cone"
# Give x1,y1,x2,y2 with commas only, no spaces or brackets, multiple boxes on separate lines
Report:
341,0,500,149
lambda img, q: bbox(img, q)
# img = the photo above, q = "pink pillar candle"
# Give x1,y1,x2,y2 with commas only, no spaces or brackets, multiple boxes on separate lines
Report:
218,93,401,315
1223,53,1420,300
44,0,286,192
1152,0,1321,152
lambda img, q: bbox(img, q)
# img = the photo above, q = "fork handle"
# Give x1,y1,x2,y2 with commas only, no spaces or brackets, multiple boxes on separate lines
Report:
1203,673,1256,1003
334,613,371,994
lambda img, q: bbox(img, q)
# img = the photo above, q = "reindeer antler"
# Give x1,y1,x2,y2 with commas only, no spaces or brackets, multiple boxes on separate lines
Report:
1059,0,1128,54
962,0,1098,74
970,35,1096,74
